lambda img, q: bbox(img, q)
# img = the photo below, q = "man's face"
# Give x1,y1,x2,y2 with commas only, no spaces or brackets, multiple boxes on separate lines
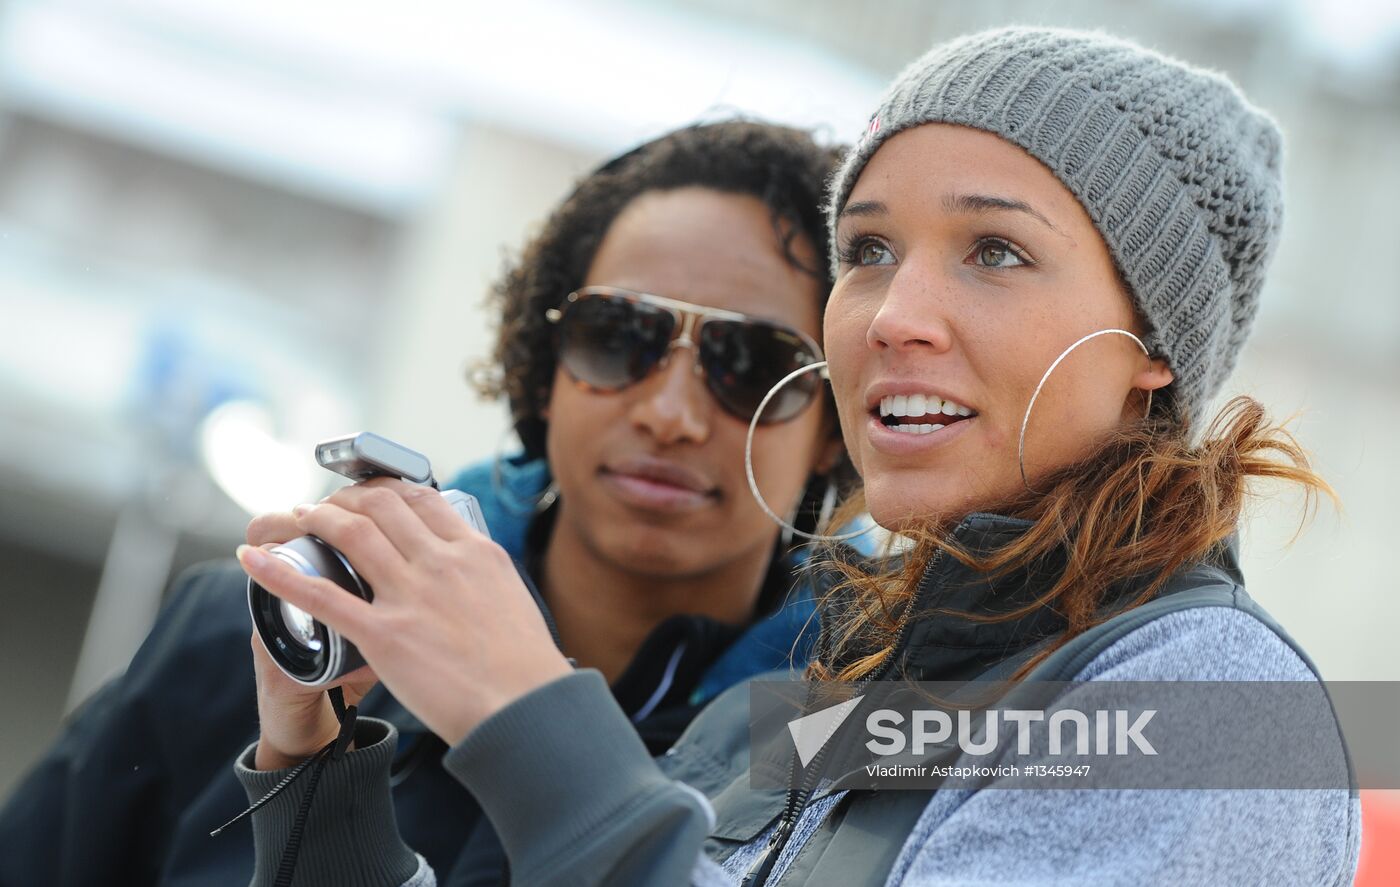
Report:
544,187,833,581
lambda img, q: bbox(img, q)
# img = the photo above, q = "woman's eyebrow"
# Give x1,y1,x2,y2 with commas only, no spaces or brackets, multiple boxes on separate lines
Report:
943,193,1064,236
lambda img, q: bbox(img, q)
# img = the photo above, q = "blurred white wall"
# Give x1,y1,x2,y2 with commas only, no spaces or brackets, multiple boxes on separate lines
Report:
368,125,595,469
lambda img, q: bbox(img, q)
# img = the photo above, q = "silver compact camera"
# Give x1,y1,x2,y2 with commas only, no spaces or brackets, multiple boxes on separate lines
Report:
247,432,489,686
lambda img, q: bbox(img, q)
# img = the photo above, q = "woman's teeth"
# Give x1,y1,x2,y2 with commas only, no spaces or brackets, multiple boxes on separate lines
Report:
877,393,974,434
880,394,972,418
888,422,945,434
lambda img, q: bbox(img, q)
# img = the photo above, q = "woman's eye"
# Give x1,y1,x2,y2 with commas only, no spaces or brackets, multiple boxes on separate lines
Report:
969,238,1029,268
856,239,894,266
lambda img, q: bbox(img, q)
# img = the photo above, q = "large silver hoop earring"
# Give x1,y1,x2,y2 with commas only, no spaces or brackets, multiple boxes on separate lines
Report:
492,427,560,516
746,361,874,544
817,478,838,532
1018,328,1154,493
779,476,840,548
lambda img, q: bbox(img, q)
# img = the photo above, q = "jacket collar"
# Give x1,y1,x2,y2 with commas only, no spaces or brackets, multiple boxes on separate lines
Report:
894,513,1055,682
819,512,1244,684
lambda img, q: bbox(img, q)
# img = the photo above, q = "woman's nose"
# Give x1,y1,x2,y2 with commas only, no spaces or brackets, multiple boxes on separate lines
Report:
865,265,955,355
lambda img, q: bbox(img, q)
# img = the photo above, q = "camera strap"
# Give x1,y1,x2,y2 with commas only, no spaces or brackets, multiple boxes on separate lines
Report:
210,687,360,887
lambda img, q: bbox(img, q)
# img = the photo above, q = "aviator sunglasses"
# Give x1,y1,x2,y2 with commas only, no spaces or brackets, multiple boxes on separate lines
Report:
546,286,825,424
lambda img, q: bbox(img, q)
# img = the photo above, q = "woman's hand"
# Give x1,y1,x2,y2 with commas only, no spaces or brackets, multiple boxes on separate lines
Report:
243,511,379,770
250,633,378,770
236,478,572,747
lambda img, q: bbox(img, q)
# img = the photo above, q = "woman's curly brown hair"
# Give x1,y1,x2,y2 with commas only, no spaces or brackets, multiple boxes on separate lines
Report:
474,120,845,463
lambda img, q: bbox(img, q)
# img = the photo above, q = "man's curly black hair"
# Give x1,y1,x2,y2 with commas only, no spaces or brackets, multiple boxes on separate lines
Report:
475,120,854,535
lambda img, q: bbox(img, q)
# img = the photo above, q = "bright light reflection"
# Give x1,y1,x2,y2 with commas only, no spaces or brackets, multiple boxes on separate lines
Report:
199,399,321,515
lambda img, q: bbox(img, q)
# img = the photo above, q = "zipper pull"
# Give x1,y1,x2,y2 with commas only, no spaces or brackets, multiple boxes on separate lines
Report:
740,821,792,887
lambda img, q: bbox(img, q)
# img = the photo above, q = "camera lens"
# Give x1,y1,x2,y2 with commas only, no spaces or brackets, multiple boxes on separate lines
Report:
247,535,371,686
280,600,322,652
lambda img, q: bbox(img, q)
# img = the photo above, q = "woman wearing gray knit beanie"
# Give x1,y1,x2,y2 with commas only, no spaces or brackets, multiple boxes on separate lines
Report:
794,24,1359,886
227,27,1359,887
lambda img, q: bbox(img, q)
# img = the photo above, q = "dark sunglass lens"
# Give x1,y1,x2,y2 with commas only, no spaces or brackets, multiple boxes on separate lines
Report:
558,296,674,390
699,320,819,423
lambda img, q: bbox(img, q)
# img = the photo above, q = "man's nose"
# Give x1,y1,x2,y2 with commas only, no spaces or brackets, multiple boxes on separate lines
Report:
627,341,712,446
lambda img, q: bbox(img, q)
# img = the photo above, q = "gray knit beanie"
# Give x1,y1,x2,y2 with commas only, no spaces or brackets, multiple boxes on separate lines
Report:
828,27,1284,430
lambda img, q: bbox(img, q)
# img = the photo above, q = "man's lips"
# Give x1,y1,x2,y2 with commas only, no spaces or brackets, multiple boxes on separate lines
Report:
598,456,718,513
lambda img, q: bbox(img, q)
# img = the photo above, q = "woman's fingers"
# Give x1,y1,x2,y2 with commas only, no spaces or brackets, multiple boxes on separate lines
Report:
237,544,372,643
312,482,451,559
246,512,302,547
392,481,485,543
333,664,380,707
291,501,410,591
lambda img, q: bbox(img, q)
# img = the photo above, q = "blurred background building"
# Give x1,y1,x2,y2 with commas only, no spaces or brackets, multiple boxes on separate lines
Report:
1,0,1397,864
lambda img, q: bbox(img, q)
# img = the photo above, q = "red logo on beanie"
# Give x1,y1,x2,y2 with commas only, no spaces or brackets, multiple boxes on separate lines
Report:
868,114,881,137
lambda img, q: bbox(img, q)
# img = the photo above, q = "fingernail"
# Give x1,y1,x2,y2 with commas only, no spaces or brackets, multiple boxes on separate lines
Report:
293,503,314,518
237,544,267,569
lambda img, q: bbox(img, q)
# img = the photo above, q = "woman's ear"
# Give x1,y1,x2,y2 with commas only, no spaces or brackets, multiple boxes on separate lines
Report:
1134,357,1174,394
1125,357,1173,418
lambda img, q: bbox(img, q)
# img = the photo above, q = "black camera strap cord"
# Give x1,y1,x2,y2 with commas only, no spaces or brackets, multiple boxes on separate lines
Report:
210,686,359,887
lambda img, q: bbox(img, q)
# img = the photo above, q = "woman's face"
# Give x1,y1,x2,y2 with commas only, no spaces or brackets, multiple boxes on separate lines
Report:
545,187,838,578
825,124,1172,530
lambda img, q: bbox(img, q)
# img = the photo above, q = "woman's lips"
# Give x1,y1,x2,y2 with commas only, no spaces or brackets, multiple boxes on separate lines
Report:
866,411,975,456
598,457,717,513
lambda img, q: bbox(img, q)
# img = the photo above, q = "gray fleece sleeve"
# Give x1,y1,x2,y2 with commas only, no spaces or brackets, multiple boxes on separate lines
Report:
883,607,1362,887
442,668,716,887
233,718,433,887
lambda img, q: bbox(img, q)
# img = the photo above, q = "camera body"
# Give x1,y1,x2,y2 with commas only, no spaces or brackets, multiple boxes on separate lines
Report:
247,433,489,687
